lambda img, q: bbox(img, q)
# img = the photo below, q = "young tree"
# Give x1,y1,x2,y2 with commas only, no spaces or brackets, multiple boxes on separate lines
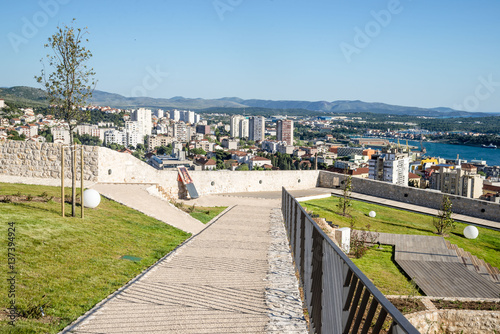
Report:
434,195,455,236
36,19,96,217
337,174,352,216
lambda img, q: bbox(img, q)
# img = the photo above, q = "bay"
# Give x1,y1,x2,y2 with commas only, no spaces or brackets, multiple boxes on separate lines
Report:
388,139,500,167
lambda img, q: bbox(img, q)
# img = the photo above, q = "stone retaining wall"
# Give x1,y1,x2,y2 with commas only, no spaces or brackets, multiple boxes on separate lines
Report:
318,171,500,222
0,140,99,181
407,309,500,333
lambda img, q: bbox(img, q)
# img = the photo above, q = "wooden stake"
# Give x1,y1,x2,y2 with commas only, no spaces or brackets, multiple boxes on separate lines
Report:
61,145,65,217
81,146,84,219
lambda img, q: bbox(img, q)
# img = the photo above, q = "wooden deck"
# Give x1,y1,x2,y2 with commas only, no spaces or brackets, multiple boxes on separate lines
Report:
373,232,500,298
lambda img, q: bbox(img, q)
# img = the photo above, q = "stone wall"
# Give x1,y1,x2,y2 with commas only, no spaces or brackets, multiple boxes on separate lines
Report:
97,146,320,196
407,309,500,333
318,171,500,222
0,140,99,181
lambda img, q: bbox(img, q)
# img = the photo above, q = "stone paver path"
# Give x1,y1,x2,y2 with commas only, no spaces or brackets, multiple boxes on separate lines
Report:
62,195,307,333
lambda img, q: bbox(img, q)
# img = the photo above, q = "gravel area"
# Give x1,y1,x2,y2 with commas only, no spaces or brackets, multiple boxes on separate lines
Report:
265,208,308,334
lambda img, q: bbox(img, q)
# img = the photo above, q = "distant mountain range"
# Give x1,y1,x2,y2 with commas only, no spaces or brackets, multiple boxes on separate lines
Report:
1,86,498,117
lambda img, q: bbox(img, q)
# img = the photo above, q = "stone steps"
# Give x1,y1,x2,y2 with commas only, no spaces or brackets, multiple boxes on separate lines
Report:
445,240,500,284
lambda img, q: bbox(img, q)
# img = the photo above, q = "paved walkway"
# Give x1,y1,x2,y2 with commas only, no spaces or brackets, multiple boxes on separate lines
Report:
91,183,206,234
62,191,307,333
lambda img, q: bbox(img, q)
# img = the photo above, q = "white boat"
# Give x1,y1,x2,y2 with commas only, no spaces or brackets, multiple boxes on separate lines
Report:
482,143,497,149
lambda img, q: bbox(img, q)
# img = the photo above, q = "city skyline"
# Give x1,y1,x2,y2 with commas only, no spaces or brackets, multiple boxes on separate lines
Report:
2,0,500,113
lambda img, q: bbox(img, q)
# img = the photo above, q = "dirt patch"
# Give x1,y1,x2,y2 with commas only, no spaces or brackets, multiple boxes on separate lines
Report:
387,297,427,314
432,299,500,311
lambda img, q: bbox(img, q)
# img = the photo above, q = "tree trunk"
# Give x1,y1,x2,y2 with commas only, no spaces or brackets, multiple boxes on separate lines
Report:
70,130,76,217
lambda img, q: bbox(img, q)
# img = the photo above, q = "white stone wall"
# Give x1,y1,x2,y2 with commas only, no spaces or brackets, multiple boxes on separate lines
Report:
98,145,320,196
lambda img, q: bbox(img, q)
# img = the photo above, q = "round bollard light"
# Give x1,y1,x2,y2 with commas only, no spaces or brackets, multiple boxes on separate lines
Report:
83,189,101,209
369,211,376,218
463,225,479,239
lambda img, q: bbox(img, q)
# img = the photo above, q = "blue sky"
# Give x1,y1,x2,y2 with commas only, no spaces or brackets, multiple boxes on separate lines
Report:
1,0,500,112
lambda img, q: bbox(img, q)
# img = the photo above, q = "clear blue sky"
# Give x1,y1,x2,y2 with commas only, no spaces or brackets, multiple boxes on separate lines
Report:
2,0,500,112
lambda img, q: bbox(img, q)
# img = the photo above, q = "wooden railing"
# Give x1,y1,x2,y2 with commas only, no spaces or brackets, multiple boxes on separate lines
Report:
282,187,420,334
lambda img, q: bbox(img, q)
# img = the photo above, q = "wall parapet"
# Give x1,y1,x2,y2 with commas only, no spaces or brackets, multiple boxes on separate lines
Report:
318,171,500,222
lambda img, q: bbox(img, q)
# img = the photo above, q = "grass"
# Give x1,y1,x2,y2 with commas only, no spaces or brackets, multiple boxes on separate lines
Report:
351,245,422,296
188,206,227,224
301,196,500,295
301,197,500,269
0,183,191,333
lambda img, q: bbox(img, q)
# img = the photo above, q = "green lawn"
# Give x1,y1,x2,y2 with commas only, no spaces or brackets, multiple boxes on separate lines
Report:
302,196,500,295
188,206,227,224
351,245,422,296
0,183,190,333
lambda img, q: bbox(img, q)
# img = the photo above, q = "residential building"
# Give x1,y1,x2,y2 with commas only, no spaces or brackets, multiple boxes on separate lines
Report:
277,120,294,145
124,121,141,148
368,150,410,186
222,138,238,150
239,118,249,138
249,116,265,142
104,129,124,146
0,99,5,109
277,143,294,154
173,122,188,142
76,124,100,139
430,165,483,198
230,115,243,138
170,109,180,122
194,139,215,152
148,135,175,149
196,125,211,135
193,156,217,170
51,127,71,144
131,108,152,137
249,156,272,170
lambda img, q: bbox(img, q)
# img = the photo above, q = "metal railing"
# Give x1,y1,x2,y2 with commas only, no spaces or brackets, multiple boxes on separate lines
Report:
282,187,420,334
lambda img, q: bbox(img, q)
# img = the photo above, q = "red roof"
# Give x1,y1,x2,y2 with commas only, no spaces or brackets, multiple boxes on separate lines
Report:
251,156,271,161
408,172,420,179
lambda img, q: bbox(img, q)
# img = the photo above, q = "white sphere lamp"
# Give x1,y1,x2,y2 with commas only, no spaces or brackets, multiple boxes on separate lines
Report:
83,189,101,209
369,211,376,218
463,225,479,239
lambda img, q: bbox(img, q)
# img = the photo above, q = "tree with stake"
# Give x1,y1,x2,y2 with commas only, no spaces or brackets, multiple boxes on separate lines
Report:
35,19,96,217
434,195,456,236
337,174,352,216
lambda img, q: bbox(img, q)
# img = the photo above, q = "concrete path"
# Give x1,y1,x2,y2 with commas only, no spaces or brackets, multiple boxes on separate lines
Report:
62,195,307,333
91,183,206,234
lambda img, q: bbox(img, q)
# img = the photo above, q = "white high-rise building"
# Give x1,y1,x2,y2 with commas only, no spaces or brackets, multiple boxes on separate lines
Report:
155,109,165,118
239,118,249,138
131,108,152,137
170,109,180,122
368,150,410,186
230,115,243,138
125,121,142,148
249,116,265,142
